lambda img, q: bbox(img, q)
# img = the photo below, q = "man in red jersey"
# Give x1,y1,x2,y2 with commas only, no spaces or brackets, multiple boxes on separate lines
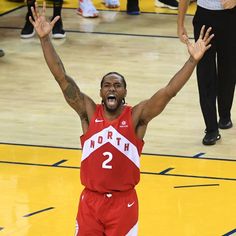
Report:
29,2,213,235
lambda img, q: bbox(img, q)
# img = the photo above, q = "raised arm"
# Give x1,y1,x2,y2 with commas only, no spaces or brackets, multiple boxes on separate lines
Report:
177,0,190,43
29,1,96,133
133,26,214,139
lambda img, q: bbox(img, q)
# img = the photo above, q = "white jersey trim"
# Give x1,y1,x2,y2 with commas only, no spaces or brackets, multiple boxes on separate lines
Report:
82,125,140,168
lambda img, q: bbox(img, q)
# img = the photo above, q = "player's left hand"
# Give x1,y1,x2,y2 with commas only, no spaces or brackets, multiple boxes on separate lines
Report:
183,25,214,63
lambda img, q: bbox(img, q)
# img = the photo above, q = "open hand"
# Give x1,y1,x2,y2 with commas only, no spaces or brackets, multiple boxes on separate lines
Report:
29,1,60,38
183,25,214,63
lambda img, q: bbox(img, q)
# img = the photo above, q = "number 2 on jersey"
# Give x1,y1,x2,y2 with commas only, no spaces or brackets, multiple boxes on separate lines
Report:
102,152,113,169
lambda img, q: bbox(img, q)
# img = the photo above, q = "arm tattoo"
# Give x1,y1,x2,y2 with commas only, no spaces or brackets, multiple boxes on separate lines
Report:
56,60,66,73
62,76,86,113
64,83,78,100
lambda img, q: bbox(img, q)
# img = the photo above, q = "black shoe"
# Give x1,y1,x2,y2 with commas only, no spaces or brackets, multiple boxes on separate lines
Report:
127,0,140,15
155,0,178,10
0,49,4,57
52,18,66,39
21,18,35,39
202,131,221,145
218,119,233,129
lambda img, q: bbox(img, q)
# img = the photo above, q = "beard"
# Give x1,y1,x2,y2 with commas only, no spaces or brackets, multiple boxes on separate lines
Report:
102,98,124,113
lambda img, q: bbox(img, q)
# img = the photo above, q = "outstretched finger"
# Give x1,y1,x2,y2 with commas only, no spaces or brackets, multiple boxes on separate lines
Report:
205,33,214,46
50,15,60,27
31,5,37,21
199,25,206,40
42,1,46,17
34,1,40,19
205,44,212,51
29,15,35,27
203,27,212,42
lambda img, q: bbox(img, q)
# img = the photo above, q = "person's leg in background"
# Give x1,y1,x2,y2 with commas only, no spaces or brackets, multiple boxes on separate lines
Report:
127,0,140,15
21,0,35,38
51,0,66,39
21,0,66,39
217,8,236,129
193,7,221,145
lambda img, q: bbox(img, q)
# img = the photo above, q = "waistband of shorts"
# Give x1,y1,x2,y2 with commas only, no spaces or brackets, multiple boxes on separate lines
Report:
83,188,136,198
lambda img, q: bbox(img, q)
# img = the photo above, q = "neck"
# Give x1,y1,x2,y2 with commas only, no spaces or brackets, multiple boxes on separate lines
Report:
103,104,125,121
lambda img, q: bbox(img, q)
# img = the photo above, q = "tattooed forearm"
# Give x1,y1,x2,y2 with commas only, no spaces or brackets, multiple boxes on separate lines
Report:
56,58,66,74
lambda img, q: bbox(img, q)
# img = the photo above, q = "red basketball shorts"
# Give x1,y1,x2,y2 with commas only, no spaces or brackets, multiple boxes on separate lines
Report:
74,188,138,236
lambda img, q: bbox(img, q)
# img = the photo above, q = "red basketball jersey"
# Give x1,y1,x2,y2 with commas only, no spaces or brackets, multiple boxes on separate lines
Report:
80,104,144,193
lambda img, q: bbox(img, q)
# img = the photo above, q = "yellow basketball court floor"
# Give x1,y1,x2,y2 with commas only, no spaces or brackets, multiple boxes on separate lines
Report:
0,143,236,235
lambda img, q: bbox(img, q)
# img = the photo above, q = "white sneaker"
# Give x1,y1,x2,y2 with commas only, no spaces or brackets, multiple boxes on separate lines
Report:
104,0,120,8
77,0,99,18
155,0,178,10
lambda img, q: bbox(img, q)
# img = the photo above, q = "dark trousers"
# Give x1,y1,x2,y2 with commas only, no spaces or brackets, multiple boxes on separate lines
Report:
26,0,63,18
193,6,236,133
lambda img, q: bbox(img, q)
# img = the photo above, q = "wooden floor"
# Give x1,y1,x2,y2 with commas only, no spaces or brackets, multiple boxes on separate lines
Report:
0,1,235,159
0,1,236,235
1,143,236,236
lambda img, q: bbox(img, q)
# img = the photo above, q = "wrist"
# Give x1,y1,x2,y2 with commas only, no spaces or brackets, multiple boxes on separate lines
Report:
188,56,198,65
40,35,50,42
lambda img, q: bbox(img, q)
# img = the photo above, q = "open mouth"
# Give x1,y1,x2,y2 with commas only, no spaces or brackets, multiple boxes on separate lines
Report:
107,94,117,106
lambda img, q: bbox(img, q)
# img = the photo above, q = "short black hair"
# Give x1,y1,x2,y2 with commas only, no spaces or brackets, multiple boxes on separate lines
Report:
100,72,127,89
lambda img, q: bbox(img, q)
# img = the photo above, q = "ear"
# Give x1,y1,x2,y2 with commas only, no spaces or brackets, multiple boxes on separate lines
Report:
99,89,102,98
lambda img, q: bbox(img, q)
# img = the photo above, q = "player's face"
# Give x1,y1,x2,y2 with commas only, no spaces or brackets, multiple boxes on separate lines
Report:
100,74,127,112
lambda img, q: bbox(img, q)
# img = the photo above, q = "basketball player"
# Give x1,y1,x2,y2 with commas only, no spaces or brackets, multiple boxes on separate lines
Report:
29,2,213,235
